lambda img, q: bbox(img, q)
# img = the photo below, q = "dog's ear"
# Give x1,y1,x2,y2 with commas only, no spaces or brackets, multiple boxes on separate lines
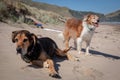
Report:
30,33,38,45
83,14,91,21
12,31,19,43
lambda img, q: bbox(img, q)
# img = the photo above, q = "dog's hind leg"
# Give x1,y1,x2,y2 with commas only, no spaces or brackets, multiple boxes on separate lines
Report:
32,59,61,78
63,31,70,50
45,59,61,78
74,39,77,50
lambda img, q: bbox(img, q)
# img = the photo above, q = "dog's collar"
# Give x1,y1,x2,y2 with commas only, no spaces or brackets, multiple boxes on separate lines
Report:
28,47,34,55
28,40,40,54
86,24,95,31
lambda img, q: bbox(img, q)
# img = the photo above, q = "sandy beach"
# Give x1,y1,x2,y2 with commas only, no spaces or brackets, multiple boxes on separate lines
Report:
0,22,120,80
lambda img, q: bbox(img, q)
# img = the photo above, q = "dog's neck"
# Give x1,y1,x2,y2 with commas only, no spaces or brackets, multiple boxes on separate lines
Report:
22,40,42,63
82,21,96,31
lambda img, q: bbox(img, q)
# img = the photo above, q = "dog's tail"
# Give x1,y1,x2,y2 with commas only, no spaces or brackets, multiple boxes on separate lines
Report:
56,47,71,57
56,47,75,61
60,47,71,53
58,32,64,41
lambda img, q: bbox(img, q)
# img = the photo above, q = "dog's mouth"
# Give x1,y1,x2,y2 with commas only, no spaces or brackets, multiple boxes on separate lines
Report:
93,22,99,27
16,47,22,54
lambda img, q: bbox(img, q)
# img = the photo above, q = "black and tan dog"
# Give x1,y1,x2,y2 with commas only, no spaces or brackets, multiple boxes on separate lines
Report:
12,30,72,78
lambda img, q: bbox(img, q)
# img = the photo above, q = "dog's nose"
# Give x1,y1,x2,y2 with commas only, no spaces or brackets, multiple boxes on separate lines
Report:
97,20,100,22
16,46,22,53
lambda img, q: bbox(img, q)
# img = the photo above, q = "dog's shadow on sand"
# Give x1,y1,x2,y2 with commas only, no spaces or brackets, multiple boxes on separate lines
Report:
53,56,67,72
71,47,120,60
82,49,120,60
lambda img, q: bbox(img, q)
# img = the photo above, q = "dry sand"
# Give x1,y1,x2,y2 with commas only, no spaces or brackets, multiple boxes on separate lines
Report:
0,22,120,80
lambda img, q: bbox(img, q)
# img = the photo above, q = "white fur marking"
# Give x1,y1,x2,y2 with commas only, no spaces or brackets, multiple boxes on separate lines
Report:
77,21,96,55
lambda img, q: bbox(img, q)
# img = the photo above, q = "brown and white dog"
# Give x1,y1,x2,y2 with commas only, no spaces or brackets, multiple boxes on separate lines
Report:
63,14,99,55
12,30,72,78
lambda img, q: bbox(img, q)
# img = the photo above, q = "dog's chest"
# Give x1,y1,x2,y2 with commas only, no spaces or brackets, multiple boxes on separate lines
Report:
80,25,94,41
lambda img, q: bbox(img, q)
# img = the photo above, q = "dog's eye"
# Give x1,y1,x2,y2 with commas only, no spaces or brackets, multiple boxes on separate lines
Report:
23,39,28,42
15,39,18,42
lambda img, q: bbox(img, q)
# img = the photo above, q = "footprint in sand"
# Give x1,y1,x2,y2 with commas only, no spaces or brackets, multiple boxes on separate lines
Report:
73,66,104,80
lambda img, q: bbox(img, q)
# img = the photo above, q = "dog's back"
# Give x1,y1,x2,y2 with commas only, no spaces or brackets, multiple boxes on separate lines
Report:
38,37,58,58
64,18,83,39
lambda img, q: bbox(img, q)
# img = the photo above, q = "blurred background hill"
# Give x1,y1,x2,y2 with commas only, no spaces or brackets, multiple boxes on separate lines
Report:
0,0,120,25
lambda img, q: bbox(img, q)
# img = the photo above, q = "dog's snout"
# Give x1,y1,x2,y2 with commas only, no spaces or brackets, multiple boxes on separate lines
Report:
16,46,22,53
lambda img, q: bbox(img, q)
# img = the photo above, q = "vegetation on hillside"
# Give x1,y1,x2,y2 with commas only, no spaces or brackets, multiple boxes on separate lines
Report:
21,0,72,17
0,0,66,24
0,0,30,23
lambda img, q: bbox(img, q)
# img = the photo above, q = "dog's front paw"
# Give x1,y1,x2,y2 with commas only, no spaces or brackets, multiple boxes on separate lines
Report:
49,73,61,79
